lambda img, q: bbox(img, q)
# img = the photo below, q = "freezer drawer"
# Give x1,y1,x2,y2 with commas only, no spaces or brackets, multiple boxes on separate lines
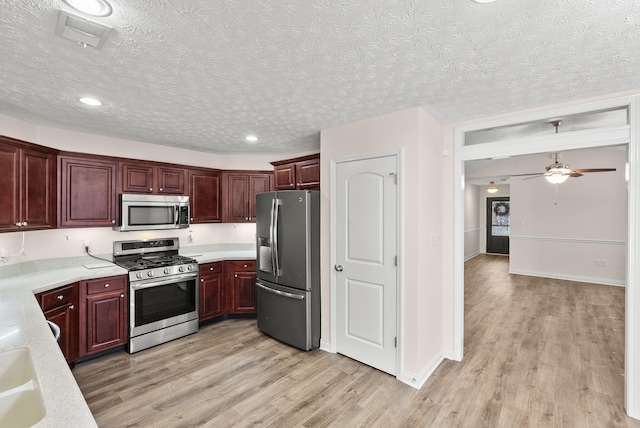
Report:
256,280,318,351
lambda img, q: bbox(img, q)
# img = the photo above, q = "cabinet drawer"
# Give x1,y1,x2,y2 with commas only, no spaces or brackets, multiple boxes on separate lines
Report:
231,260,255,272
86,276,126,295
200,262,223,274
40,285,74,311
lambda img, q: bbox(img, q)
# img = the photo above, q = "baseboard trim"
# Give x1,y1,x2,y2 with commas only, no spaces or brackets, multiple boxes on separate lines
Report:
400,347,454,389
509,268,626,287
319,339,332,353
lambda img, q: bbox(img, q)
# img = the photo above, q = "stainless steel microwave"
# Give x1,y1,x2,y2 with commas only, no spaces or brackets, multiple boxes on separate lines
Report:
114,194,190,232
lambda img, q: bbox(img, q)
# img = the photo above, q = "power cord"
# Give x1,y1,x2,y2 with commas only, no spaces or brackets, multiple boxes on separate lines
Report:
84,245,113,263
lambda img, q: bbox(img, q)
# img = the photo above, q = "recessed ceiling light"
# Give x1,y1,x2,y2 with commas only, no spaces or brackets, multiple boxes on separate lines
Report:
472,0,496,3
79,97,102,106
62,0,113,17
245,135,258,142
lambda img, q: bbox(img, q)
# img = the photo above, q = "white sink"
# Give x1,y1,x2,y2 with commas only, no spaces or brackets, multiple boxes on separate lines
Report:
0,347,46,427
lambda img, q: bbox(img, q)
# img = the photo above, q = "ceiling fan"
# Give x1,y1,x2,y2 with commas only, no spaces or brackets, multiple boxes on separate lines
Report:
510,120,617,184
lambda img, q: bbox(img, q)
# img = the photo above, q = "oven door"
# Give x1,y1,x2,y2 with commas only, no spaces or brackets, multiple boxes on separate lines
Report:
130,273,198,338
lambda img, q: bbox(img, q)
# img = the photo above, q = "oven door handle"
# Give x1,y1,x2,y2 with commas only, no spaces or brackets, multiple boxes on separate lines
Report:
131,274,198,290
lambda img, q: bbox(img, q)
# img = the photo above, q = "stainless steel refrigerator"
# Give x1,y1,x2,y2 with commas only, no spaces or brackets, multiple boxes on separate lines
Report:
256,190,320,351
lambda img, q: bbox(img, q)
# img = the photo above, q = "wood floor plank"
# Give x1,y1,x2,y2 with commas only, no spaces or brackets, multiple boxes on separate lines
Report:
73,254,640,427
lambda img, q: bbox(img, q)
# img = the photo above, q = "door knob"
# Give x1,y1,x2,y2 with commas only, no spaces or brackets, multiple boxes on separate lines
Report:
335,265,343,272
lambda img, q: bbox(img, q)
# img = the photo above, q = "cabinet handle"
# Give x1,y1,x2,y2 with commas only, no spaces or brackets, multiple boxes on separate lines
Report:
160,187,163,192
149,188,153,192
23,221,28,226
201,279,204,282
104,283,109,288
209,267,214,271
15,222,26,227
120,293,125,298
112,220,116,224
235,274,238,278
243,264,247,268
69,305,74,310
56,295,64,300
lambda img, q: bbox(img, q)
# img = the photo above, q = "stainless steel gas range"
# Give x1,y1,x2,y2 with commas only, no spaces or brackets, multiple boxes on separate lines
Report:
113,237,198,353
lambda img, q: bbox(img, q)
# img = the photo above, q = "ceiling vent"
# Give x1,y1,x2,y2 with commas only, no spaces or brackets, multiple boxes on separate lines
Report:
55,10,113,49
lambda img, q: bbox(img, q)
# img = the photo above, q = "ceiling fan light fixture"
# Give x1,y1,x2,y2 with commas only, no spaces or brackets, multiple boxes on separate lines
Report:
486,181,498,193
544,165,571,184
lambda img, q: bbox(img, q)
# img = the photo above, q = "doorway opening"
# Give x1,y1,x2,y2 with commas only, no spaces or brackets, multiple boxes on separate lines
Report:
486,197,510,255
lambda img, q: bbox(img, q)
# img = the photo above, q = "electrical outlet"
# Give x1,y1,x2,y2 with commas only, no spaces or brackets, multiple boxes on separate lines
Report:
0,249,8,261
82,240,91,252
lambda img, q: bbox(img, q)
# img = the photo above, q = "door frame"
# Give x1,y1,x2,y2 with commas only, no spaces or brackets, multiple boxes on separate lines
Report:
453,95,640,418
330,149,403,380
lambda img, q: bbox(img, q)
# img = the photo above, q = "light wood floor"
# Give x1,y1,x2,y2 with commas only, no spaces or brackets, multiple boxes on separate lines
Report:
73,254,640,427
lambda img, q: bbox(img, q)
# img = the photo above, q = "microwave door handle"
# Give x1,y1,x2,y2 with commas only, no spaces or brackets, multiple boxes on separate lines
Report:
175,205,180,226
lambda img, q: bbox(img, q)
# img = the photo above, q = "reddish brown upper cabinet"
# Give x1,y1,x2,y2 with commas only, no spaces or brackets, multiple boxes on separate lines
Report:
188,168,222,223
35,283,80,364
223,171,272,222
199,262,226,321
226,260,257,314
121,162,186,195
58,155,118,228
271,154,320,191
0,136,57,233
79,275,128,357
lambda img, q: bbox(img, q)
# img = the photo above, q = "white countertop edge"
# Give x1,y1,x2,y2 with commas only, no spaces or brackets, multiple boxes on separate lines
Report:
0,248,256,427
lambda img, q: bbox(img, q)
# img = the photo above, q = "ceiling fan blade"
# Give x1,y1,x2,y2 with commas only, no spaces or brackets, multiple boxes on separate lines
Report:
569,172,583,177
522,174,545,180
571,168,616,173
510,172,542,177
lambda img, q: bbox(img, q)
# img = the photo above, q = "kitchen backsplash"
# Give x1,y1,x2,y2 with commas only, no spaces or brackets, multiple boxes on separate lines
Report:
0,223,256,267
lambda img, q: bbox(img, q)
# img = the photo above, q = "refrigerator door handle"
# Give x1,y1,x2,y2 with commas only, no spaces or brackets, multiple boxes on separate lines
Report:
273,198,281,277
257,282,304,300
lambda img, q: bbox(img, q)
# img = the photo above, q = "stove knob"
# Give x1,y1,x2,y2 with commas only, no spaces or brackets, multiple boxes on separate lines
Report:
136,272,143,279
164,268,171,275
178,266,185,273
187,265,194,271
147,271,154,278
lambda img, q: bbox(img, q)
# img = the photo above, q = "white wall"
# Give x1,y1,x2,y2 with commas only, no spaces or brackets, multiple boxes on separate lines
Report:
0,113,308,265
464,148,627,285
508,148,627,285
320,107,446,383
463,184,480,260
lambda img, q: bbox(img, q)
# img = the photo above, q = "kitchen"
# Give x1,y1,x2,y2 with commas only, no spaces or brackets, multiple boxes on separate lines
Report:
3,0,640,425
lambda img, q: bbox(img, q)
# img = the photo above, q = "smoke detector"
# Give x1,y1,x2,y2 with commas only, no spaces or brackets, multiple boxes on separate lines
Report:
55,10,113,49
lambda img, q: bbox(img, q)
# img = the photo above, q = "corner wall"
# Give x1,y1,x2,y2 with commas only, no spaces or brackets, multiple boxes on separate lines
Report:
320,107,446,383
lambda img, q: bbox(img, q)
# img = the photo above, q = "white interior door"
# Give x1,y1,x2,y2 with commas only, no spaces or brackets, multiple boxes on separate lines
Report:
335,154,398,375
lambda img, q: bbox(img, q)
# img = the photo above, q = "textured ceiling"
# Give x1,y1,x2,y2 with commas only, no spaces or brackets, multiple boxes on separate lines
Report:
1,1,640,154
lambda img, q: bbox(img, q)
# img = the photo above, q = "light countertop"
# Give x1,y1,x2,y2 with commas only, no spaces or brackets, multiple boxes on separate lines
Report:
0,243,255,427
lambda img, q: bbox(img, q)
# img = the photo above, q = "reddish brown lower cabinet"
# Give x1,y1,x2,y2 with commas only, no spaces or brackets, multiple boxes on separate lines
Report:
80,275,128,356
199,262,225,321
226,260,257,313
35,283,79,364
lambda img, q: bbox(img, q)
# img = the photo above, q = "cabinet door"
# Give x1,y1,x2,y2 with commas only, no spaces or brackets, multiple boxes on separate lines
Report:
189,170,221,223
157,166,186,194
22,149,56,230
232,271,257,313
199,263,225,321
44,304,79,363
274,164,296,190
226,174,250,222
59,156,118,227
84,289,127,355
248,174,271,221
295,158,320,190
0,144,20,231
121,163,154,193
